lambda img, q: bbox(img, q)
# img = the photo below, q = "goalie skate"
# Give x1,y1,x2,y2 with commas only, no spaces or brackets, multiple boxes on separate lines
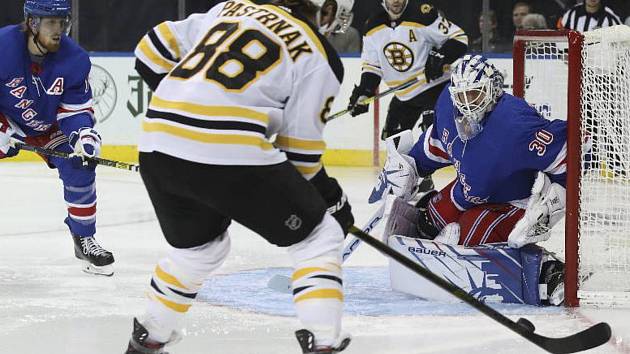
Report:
72,234,114,276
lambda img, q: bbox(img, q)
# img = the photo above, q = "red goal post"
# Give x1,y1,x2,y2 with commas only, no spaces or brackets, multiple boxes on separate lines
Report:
513,27,630,307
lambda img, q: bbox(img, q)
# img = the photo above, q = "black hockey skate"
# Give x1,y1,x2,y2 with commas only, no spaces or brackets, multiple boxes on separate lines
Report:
125,318,169,354
540,260,565,306
72,233,114,276
295,329,351,354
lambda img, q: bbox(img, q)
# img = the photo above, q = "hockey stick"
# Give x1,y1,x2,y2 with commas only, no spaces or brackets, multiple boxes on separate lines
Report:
324,77,421,123
267,201,387,294
348,225,611,354
10,139,140,172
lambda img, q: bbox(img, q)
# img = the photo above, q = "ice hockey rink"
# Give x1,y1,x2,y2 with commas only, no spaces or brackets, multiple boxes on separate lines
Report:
1,162,630,354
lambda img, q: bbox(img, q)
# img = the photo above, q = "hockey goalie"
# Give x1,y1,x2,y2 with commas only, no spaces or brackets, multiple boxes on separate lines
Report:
373,55,568,306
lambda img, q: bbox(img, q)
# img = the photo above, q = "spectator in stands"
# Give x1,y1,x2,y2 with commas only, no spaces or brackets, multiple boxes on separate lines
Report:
558,0,622,32
319,0,361,54
522,13,548,30
513,2,532,31
471,10,512,53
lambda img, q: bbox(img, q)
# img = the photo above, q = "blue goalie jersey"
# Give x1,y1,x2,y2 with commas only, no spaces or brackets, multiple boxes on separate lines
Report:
409,85,567,211
0,25,94,138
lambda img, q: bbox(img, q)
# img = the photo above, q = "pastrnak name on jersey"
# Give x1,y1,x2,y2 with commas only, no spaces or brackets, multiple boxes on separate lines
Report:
220,0,313,61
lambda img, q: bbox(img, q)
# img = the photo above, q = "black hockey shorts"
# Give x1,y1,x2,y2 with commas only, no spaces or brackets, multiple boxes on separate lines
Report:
383,82,447,137
139,152,328,249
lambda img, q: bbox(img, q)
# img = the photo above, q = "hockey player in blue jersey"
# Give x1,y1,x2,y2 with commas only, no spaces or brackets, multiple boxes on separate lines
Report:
0,0,114,275
376,54,567,305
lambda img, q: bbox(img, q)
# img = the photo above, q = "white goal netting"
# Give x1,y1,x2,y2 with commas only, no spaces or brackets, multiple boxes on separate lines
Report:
519,26,630,306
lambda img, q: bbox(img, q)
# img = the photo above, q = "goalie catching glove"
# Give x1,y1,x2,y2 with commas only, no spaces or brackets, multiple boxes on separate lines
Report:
508,172,566,248
369,130,420,203
311,167,354,235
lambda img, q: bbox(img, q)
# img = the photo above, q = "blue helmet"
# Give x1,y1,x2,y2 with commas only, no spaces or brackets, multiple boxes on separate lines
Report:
24,0,72,18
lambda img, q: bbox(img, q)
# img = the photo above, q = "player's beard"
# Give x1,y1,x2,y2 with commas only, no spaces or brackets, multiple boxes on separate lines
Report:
39,35,62,53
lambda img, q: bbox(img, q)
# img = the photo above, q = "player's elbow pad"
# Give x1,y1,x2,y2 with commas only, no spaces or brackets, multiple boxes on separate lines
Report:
311,168,354,235
135,59,167,92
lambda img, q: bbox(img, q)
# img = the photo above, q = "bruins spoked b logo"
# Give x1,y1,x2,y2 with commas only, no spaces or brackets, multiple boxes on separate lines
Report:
384,42,414,72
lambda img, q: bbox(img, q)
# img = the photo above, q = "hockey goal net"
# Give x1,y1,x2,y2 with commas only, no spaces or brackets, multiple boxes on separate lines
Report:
513,26,630,307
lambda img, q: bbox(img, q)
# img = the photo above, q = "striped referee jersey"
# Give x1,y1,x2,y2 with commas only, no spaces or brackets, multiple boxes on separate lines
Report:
558,3,622,32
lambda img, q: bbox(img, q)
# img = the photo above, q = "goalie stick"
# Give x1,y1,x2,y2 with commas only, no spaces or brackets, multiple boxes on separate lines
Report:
10,139,140,172
348,225,612,354
267,201,387,294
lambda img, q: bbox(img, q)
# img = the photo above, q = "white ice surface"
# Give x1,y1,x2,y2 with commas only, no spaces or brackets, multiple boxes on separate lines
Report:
0,163,629,354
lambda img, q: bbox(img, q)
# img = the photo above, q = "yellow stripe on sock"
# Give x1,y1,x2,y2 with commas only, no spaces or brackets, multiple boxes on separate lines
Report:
294,289,343,303
155,265,189,290
292,267,333,282
151,293,192,313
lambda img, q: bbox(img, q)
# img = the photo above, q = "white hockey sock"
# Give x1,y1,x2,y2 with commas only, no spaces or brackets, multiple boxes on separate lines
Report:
142,233,231,343
288,213,345,347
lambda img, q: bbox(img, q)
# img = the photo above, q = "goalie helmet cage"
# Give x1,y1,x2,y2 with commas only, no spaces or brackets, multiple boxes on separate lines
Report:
513,26,630,307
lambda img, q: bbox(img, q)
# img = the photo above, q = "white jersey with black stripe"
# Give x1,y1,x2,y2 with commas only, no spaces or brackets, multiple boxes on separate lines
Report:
559,4,622,32
361,1,467,101
134,0,343,179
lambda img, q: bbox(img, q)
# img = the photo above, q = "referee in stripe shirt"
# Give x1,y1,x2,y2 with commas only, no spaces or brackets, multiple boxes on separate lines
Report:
558,0,621,32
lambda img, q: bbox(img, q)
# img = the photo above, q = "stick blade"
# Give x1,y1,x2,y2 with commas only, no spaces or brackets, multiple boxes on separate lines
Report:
267,274,292,294
529,322,611,354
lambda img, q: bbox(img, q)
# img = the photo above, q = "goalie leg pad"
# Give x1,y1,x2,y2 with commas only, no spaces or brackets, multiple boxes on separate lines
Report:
383,197,422,239
388,236,545,305
287,213,345,347
458,204,524,246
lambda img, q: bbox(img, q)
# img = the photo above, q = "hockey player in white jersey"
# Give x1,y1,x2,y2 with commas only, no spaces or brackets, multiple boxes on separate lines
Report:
126,1,354,353
347,0,467,194
347,0,468,139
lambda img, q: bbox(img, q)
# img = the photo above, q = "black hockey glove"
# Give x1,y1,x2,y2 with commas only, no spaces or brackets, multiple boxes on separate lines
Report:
347,85,372,117
414,190,439,240
311,168,355,235
424,50,446,82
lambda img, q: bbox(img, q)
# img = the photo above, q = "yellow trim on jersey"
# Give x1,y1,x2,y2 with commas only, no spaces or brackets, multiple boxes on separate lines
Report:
400,21,426,29
396,79,426,97
275,136,326,151
143,121,275,149
138,37,174,71
239,0,327,60
155,265,189,290
157,22,181,60
294,163,322,176
366,24,387,37
151,96,269,125
294,289,343,303
448,29,465,39
385,73,426,87
151,293,192,313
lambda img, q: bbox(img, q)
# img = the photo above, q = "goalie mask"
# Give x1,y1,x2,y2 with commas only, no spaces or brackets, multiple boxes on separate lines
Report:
310,0,355,35
382,0,408,20
448,55,504,140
